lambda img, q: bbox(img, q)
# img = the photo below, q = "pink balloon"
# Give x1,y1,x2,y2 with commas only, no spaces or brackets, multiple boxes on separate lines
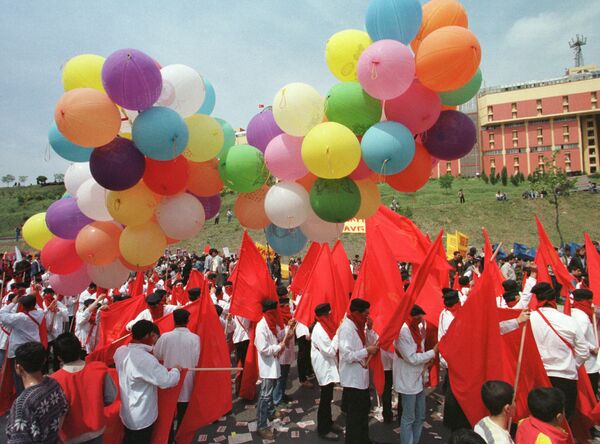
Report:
384,79,441,135
49,266,91,295
349,158,374,180
358,40,415,100
264,134,308,181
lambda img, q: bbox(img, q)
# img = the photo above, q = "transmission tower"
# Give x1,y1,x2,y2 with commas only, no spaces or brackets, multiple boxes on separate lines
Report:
569,34,587,67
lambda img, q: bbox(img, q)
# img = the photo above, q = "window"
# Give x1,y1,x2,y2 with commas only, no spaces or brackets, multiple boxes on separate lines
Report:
538,155,545,165
536,99,543,116
587,120,594,128
563,125,570,143
592,92,597,102
511,103,517,118
513,157,520,166
446,162,452,172
487,106,494,122
488,133,495,149
514,166,520,174
537,128,543,145
562,96,569,112
490,158,496,169
512,130,518,148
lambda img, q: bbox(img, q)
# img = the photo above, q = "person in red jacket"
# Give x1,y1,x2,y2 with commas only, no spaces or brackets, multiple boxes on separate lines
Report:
51,333,117,444
516,387,574,444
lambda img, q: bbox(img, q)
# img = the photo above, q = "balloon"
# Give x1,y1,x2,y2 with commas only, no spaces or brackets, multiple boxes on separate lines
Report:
144,156,189,196
76,179,112,222
119,257,156,273
264,134,308,181
88,259,131,288
62,54,105,92
22,213,54,250
106,181,158,226
301,122,361,179
194,194,221,220
355,179,381,219
365,0,423,44
422,110,476,160
296,173,318,192
299,208,344,244
310,178,361,223
264,182,310,229
357,40,415,100
221,144,269,193
272,83,324,137
384,79,441,134
349,158,374,180
132,107,189,161
215,118,236,157
119,221,166,267
156,193,205,240
439,69,482,106
183,114,224,162
64,163,92,195
101,48,162,110
48,266,91,295
157,64,205,117
46,198,93,240
187,159,224,196
48,123,93,162
246,108,284,153
75,221,122,265
41,238,83,274
325,82,381,135
90,137,145,191
54,88,121,147
361,121,415,175
386,142,432,192
412,0,468,52
198,78,216,115
234,186,270,230
265,225,307,256
415,26,481,92
325,29,372,81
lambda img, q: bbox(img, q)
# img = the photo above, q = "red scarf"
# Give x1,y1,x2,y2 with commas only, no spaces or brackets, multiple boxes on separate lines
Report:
541,299,558,309
573,299,594,322
409,318,424,353
264,310,279,336
149,305,164,321
279,305,292,324
347,311,367,345
445,303,460,315
317,314,337,340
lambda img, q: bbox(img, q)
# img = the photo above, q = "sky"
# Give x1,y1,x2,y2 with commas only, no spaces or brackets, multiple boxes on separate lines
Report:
1,0,599,180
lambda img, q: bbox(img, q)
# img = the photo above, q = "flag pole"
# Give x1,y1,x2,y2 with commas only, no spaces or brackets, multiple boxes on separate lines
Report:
507,322,527,431
593,309,599,348
490,242,504,263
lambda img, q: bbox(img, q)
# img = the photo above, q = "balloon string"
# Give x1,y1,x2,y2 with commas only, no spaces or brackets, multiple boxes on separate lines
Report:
279,89,287,109
44,144,51,162
371,62,379,80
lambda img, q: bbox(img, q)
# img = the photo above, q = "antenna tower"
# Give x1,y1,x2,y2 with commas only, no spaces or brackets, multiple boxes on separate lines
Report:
569,34,587,67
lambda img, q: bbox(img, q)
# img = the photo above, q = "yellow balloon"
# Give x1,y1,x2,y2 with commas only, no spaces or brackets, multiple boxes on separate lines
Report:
301,122,361,179
183,114,224,162
355,179,381,219
119,221,166,267
325,29,372,81
119,132,132,140
272,83,324,137
22,213,54,250
62,54,106,92
106,182,157,226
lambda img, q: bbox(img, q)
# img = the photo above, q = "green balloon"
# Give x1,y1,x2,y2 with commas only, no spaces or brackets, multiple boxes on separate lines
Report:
217,145,232,184
325,81,382,136
215,117,236,157
440,69,483,106
222,144,269,193
310,178,361,223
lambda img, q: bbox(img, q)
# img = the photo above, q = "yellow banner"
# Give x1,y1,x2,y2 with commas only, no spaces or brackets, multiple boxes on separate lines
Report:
343,218,366,234
446,231,469,259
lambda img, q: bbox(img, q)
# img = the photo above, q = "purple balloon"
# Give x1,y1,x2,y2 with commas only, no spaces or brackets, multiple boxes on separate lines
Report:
49,266,92,295
46,198,93,240
194,194,221,220
422,110,476,161
90,138,146,191
246,107,284,153
102,48,162,111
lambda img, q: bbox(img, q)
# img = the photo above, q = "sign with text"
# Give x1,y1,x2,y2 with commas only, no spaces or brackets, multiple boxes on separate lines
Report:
343,218,366,234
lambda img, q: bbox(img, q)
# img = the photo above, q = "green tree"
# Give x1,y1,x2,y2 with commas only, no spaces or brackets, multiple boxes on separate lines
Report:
1,175,15,186
501,166,508,186
36,176,48,185
490,168,498,185
18,176,27,186
480,170,489,184
510,174,520,186
439,174,454,193
54,173,65,183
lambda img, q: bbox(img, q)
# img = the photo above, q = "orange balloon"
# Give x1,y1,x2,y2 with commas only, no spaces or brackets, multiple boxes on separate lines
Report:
385,143,432,192
234,185,271,230
296,173,318,192
119,256,156,272
54,88,121,147
76,221,122,266
187,159,224,197
415,26,481,92
355,179,381,219
411,0,468,52
441,104,458,111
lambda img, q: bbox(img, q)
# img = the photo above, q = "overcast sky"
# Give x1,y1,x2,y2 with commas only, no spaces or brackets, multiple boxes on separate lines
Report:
1,0,599,180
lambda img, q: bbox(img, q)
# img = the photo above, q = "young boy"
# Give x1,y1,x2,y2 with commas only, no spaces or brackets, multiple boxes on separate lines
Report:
474,380,514,443
516,387,574,444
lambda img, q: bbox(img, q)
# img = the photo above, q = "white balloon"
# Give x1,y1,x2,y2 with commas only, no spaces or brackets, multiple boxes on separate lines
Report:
300,207,344,244
157,64,206,117
88,259,130,288
156,193,205,240
264,181,311,229
77,178,112,221
65,163,92,195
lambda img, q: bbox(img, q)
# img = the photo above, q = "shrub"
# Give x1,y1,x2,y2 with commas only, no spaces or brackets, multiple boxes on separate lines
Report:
501,167,508,186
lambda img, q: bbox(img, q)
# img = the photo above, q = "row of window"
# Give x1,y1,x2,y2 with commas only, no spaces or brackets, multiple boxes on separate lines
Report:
488,154,572,173
488,125,572,149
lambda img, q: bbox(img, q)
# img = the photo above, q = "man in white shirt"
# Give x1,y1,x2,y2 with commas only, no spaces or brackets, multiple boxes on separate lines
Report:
570,289,600,396
474,380,515,444
500,255,517,281
153,309,200,441
338,298,378,444
42,288,68,371
233,314,250,394
115,320,180,444
274,288,296,407
497,280,529,309
78,283,97,309
458,276,471,305
75,295,108,355
125,292,178,331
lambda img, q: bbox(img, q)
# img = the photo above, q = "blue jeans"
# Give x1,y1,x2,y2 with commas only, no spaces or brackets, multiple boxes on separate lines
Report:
257,378,277,430
400,391,426,444
273,364,290,405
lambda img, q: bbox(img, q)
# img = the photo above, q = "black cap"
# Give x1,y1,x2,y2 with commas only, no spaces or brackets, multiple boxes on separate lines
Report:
15,282,29,289
155,289,168,298
410,304,426,317
146,293,162,306
188,287,201,297
173,309,190,325
573,289,593,301
443,289,460,307
42,288,55,295
224,281,233,287
19,294,36,308
276,286,288,297
262,299,278,312
502,280,519,293
458,276,470,286
531,282,556,301
349,298,370,313
315,303,331,316
279,297,290,305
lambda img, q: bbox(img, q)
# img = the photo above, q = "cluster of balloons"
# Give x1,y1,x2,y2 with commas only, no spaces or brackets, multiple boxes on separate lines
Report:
229,0,480,255
23,49,233,294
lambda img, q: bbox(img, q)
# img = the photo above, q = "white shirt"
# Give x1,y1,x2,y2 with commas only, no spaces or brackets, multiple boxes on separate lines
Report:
338,317,373,390
530,307,589,379
278,325,296,366
0,303,44,358
153,327,200,402
114,343,180,430
44,300,68,342
63,295,78,317
78,290,96,308
438,309,455,368
254,317,283,379
474,416,513,444
393,323,435,395
295,321,310,339
310,322,340,386
218,295,231,316
500,262,516,281
126,305,178,331
571,308,600,373
232,316,250,344
75,307,101,353
459,287,470,305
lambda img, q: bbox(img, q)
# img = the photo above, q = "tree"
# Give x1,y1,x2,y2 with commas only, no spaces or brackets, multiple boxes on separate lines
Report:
1,175,15,186
54,173,65,183
18,176,27,186
481,170,489,184
510,174,520,186
490,168,498,185
36,176,48,185
531,151,575,245
439,174,454,193
501,166,508,186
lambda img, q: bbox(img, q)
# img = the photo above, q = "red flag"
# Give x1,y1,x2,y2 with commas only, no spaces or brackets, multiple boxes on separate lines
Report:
0,352,15,416
413,239,449,328
534,248,552,284
151,370,187,444
331,240,355,297
482,228,506,298
104,369,124,444
128,272,145,298
171,285,186,305
584,233,600,306
536,216,575,299
451,272,459,290
238,323,259,401
97,296,147,348
185,269,204,292
289,242,320,295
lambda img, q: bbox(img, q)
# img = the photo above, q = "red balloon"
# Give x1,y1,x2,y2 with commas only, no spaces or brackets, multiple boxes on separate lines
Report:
385,142,432,192
41,237,83,275
143,156,189,195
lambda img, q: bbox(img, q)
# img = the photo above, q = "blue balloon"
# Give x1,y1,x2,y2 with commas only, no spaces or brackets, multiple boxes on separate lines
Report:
48,123,93,162
132,107,189,160
265,224,307,256
365,0,422,44
198,78,216,115
361,121,415,175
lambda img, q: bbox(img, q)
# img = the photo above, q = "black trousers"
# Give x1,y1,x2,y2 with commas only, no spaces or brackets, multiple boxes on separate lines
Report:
235,340,249,367
168,402,188,443
47,340,60,372
344,387,370,444
382,370,393,422
589,372,599,399
297,336,313,382
549,376,578,421
123,424,153,444
442,373,471,431
318,383,334,436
